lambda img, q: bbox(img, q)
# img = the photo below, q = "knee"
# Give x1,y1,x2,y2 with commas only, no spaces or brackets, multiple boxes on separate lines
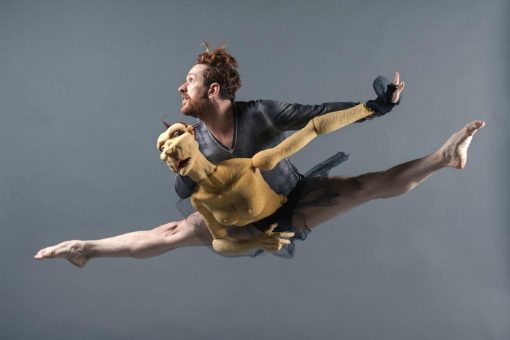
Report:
152,219,203,246
157,215,213,246
352,172,407,200
344,175,379,201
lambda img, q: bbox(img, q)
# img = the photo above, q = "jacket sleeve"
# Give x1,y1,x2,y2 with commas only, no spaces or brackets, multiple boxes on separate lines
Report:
256,100,361,132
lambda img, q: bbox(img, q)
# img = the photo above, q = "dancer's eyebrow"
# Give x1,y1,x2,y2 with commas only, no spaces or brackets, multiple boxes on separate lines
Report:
186,72,202,79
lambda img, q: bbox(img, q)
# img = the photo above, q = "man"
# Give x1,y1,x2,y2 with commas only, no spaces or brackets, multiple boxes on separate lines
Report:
34,45,484,267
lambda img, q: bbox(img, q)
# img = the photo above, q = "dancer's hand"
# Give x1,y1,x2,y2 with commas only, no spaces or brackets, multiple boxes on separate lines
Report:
391,72,405,103
366,73,405,115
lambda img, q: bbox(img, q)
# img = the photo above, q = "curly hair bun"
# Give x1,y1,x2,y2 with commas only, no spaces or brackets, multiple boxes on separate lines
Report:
196,42,241,101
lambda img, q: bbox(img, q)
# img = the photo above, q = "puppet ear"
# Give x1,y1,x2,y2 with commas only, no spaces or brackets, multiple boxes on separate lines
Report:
186,124,195,136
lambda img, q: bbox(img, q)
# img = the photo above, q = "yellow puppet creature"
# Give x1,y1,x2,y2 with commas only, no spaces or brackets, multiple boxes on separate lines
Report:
157,103,376,256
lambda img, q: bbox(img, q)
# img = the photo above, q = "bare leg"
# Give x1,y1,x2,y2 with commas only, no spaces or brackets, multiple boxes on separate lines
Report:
293,120,485,229
34,212,213,268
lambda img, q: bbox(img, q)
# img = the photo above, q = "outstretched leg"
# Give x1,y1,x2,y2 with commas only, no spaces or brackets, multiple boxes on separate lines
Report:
34,212,213,268
292,120,485,229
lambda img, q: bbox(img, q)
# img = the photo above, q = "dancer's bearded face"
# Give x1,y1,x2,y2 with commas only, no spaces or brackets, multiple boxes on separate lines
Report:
178,64,210,118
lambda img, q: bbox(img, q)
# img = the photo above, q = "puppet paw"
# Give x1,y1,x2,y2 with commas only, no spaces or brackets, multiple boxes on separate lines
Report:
258,223,295,252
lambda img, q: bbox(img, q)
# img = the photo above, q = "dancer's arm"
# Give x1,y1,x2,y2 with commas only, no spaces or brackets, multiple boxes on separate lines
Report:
258,100,361,131
260,73,404,131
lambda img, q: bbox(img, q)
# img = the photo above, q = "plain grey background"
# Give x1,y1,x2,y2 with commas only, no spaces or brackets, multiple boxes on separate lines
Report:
1,0,509,339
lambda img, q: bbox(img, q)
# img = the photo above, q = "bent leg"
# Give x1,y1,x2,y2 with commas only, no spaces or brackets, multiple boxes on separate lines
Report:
292,120,485,230
34,212,213,268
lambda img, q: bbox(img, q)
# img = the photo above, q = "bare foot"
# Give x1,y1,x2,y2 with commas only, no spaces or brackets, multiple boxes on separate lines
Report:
34,240,89,268
437,120,485,169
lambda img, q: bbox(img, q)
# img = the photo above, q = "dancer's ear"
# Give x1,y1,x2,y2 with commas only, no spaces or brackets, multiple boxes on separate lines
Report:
208,83,220,97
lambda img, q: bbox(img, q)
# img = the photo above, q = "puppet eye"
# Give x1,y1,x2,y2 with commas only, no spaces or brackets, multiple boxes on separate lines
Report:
159,145,164,152
173,131,183,138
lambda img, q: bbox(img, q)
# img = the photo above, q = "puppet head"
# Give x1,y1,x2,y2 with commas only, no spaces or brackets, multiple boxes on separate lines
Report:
156,122,198,176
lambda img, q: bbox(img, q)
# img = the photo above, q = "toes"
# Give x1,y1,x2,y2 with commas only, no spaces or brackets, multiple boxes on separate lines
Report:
466,120,485,136
473,120,485,131
36,248,53,259
35,243,69,259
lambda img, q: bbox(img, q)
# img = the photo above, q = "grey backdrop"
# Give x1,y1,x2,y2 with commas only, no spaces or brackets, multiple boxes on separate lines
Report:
1,0,509,339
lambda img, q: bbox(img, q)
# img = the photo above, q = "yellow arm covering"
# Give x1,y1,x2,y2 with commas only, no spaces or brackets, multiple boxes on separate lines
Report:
252,103,374,170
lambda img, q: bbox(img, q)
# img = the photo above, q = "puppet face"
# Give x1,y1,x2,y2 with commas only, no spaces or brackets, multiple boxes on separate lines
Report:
157,123,198,176
178,64,209,118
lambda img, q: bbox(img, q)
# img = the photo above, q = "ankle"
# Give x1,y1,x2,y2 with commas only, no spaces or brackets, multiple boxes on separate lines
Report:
428,151,449,169
69,240,92,258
